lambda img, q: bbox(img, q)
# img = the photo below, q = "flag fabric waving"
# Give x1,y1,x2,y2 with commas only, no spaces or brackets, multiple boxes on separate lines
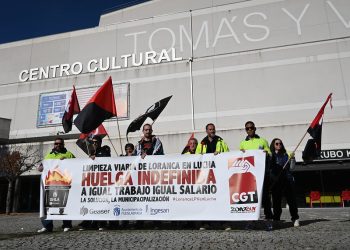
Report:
76,124,108,155
74,77,117,134
302,93,332,162
126,95,172,137
62,85,80,133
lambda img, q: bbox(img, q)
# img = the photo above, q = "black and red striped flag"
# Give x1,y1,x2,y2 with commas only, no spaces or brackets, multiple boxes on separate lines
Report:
76,124,108,155
62,85,80,133
303,93,333,162
74,76,117,134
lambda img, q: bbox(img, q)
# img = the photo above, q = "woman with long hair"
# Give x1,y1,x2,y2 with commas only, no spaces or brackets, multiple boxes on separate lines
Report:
269,138,300,227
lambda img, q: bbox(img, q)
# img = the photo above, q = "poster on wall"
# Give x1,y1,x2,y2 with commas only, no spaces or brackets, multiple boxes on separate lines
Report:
40,151,265,221
37,83,129,127
37,91,69,127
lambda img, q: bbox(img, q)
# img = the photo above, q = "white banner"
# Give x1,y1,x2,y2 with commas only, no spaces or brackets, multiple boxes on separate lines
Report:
40,150,265,221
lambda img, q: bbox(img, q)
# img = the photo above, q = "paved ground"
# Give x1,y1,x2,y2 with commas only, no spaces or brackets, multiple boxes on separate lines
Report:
0,208,349,249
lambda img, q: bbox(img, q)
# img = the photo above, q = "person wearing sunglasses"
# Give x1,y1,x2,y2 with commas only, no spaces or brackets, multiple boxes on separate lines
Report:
269,138,300,227
89,135,111,159
84,135,111,231
37,138,74,233
239,121,273,231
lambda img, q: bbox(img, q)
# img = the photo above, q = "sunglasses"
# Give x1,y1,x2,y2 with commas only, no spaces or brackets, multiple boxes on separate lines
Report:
54,142,63,145
245,126,255,131
275,142,282,146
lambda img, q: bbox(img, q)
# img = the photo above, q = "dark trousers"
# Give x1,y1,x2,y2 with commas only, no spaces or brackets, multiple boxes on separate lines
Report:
272,174,299,221
41,218,72,231
262,175,273,220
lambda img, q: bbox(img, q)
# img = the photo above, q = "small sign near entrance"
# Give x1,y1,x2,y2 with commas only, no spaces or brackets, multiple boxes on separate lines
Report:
319,149,350,161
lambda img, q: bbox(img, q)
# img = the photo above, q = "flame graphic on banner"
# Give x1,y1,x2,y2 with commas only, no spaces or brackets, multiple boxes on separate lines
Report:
45,167,72,186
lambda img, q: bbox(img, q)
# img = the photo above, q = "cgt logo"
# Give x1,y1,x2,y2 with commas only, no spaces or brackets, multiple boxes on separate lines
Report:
80,206,88,216
113,205,121,216
228,156,255,172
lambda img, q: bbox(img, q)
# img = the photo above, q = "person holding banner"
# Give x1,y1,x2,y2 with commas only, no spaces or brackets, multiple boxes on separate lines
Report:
239,121,273,231
134,123,163,229
134,124,164,158
269,138,300,227
122,143,135,156
183,138,198,154
90,135,111,230
196,123,229,155
196,123,230,230
37,138,74,233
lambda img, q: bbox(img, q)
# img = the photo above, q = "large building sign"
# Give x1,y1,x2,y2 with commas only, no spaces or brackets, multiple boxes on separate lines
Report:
19,48,182,82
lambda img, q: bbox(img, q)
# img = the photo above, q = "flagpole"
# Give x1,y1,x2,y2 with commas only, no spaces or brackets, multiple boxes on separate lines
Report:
114,100,124,155
106,134,119,156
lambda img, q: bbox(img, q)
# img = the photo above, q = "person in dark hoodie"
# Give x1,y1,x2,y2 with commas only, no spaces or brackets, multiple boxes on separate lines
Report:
133,123,164,229
134,123,164,158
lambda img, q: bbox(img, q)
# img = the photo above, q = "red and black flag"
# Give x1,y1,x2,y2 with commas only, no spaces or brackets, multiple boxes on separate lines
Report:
76,124,108,155
126,95,172,137
302,93,333,163
62,85,80,133
74,76,117,134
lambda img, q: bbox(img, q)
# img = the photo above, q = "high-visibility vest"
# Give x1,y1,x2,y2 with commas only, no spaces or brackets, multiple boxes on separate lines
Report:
195,138,229,154
239,137,271,155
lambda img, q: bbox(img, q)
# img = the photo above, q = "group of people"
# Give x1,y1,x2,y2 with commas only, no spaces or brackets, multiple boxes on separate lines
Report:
37,121,299,233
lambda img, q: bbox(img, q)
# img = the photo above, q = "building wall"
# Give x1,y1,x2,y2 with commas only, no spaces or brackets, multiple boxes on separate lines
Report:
0,0,349,161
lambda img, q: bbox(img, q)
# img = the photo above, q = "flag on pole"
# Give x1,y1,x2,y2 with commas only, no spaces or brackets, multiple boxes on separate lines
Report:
181,133,195,154
302,93,333,162
62,85,80,133
126,95,172,137
76,124,108,155
74,76,117,133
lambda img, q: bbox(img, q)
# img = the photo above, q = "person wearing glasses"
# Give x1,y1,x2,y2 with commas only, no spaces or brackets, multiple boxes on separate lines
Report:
88,135,111,230
239,121,273,231
89,135,111,159
37,138,74,233
269,138,300,227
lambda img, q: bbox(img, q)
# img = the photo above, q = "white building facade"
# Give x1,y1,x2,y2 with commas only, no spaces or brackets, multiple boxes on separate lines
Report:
0,0,349,210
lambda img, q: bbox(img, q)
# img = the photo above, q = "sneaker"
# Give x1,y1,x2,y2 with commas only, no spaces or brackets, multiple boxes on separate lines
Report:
37,228,48,233
224,226,232,231
63,228,71,232
293,219,300,227
98,227,105,231
199,227,206,231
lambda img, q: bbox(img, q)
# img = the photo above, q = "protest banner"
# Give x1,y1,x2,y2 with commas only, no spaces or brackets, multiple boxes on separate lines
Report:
40,150,265,221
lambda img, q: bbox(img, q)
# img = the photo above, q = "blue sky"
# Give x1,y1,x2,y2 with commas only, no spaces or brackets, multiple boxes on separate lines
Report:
0,0,145,44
